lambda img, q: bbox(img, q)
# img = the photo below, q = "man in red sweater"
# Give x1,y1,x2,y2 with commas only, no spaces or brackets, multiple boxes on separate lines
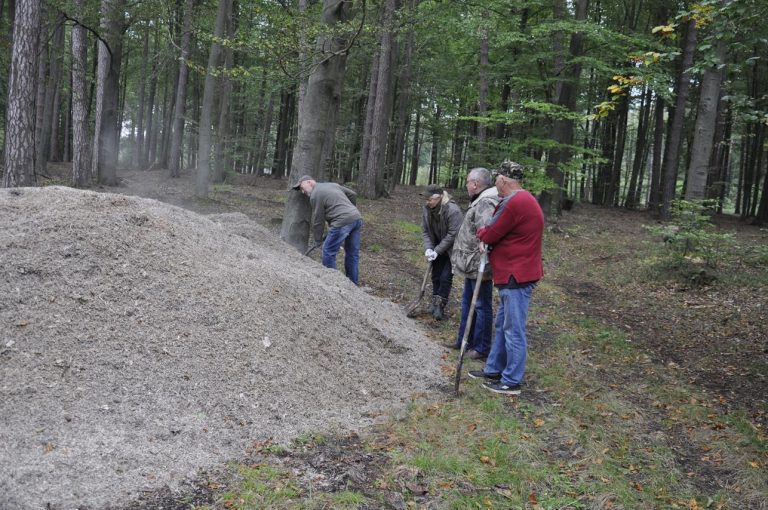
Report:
468,161,544,395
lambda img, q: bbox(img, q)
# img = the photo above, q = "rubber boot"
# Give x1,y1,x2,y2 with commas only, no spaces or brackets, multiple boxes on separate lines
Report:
432,297,446,321
428,295,438,316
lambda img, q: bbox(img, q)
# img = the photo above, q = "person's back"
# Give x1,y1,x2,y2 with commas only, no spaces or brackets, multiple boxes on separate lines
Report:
310,182,362,232
293,176,364,285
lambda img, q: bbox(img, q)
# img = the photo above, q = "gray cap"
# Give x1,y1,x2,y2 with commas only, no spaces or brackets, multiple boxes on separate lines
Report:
419,184,443,197
291,175,314,190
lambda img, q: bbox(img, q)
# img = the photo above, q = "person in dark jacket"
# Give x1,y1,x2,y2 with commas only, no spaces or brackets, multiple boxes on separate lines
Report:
449,167,499,359
468,161,544,395
420,184,463,320
293,175,363,285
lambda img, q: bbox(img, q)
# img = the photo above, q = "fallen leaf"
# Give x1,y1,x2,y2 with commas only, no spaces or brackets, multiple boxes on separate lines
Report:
533,418,545,427
15,320,29,327
528,491,539,504
480,455,496,466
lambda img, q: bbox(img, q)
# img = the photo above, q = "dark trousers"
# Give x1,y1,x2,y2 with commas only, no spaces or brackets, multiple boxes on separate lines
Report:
431,253,453,302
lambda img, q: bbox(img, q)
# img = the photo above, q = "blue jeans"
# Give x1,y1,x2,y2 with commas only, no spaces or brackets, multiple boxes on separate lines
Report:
454,277,493,354
484,284,535,385
322,218,362,285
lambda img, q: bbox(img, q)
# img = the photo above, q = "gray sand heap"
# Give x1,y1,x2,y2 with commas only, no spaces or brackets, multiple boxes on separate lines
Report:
0,186,444,510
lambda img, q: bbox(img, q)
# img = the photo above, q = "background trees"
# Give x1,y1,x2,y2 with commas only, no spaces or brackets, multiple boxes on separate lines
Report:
0,0,766,225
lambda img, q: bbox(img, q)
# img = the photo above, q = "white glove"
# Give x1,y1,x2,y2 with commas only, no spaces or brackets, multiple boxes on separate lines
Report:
425,249,438,261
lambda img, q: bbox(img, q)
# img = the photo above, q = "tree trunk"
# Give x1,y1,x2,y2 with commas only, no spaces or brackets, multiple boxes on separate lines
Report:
625,86,651,208
660,18,697,219
387,1,415,193
685,39,727,200
359,0,396,198
541,0,587,217
47,12,65,162
168,0,194,177
2,0,41,187
213,0,235,183
196,0,230,198
134,24,149,170
409,107,421,185
358,47,379,187
255,95,274,176
33,7,48,178
95,0,126,186
71,0,90,187
280,0,353,252
429,104,440,184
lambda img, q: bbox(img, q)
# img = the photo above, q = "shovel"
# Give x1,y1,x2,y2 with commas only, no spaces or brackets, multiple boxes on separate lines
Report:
405,262,432,318
454,253,488,396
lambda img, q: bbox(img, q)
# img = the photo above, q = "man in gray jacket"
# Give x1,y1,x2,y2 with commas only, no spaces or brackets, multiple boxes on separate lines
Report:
293,175,363,285
420,184,463,320
449,167,499,359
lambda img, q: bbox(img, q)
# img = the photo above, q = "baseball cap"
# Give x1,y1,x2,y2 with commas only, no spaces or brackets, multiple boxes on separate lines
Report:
419,184,444,197
291,175,314,190
493,160,524,180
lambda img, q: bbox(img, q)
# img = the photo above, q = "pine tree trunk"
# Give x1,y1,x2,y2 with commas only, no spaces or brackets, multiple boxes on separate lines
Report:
33,7,48,178
47,13,65,162
71,0,90,187
2,0,41,187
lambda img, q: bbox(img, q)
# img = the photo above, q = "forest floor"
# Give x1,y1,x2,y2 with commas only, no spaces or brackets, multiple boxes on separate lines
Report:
29,166,768,508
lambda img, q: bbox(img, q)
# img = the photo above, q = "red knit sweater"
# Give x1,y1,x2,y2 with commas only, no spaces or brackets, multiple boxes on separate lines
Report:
476,190,544,286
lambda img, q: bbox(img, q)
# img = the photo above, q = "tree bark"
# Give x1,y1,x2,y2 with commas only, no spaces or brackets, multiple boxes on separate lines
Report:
94,0,126,186
660,18,697,219
213,0,235,183
168,0,194,177
47,12,65,162
541,0,587,217
71,0,90,187
196,0,230,198
409,107,421,185
2,0,41,187
280,0,353,252
685,39,727,200
359,0,396,198
134,24,149,170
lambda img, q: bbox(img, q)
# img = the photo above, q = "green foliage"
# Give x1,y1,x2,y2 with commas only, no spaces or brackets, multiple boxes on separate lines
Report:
644,199,734,268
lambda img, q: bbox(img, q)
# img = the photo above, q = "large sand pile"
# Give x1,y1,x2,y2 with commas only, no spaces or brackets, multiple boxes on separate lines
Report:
0,186,444,510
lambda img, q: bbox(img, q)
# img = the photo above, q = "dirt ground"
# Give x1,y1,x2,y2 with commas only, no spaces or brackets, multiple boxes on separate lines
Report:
2,165,766,509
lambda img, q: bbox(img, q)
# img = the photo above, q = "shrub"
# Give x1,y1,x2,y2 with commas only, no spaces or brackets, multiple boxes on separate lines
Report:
644,199,733,268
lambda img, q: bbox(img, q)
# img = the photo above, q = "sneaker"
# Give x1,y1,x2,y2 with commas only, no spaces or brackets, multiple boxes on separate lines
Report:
444,342,461,350
467,370,501,381
483,381,522,395
467,350,487,360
